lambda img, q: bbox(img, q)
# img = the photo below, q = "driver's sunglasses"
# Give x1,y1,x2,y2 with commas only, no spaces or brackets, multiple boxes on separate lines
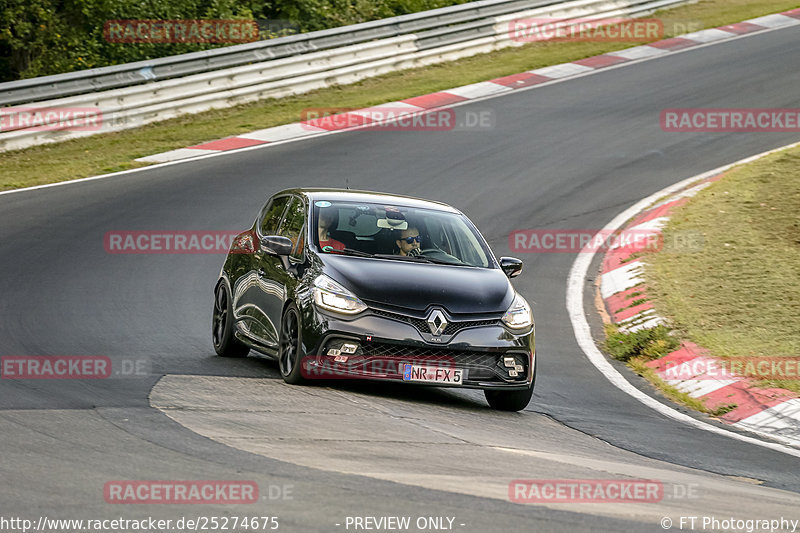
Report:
402,236,422,244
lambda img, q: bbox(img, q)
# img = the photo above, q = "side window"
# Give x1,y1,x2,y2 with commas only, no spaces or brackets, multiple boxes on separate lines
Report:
260,196,290,235
279,197,307,259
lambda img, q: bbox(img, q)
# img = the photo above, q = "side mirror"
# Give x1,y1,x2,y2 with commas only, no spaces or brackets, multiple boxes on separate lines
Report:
499,257,523,278
261,235,293,256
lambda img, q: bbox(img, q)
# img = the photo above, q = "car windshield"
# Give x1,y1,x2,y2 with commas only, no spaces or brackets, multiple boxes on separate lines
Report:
313,200,493,268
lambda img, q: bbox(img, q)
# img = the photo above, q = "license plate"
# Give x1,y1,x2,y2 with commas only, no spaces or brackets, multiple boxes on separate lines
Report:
402,364,463,384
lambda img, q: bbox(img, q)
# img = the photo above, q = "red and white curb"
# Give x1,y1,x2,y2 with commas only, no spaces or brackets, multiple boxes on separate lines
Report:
136,10,800,164
599,173,800,448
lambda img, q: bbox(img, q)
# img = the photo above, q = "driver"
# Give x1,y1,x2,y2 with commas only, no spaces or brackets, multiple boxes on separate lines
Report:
395,226,422,256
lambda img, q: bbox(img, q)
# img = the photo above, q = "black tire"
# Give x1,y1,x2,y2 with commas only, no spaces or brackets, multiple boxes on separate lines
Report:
484,355,536,411
484,386,533,412
278,304,306,384
212,282,250,358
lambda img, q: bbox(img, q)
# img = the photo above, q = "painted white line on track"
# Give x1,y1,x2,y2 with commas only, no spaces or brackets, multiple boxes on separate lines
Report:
734,399,800,436
622,314,665,332
445,82,513,99
238,123,326,142
673,378,740,398
746,14,800,29
600,260,644,299
529,63,594,78
607,45,669,60
137,147,218,163
678,28,737,43
567,141,800,457
349,101,424,117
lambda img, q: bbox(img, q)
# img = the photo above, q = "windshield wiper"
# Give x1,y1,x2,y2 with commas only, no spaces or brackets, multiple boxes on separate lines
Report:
372,253,428,262
418,255,461,265
336,248,374,257
336,251,464,265
372,253,458,265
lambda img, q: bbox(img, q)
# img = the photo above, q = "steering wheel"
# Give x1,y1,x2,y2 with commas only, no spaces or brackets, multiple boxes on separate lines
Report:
414,247,463,264
415,248,440,256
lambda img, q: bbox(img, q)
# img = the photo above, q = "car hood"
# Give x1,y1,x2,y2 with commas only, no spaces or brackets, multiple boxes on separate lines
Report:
321,255,514,314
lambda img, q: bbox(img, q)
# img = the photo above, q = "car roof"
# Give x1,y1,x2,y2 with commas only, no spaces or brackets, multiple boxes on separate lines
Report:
274,188,460,213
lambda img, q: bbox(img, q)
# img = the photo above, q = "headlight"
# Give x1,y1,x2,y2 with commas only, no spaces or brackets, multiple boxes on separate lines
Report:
502,293,533,329
312,275,367,314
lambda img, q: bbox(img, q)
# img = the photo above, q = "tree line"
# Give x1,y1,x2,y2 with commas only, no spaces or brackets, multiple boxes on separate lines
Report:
0,0,471,82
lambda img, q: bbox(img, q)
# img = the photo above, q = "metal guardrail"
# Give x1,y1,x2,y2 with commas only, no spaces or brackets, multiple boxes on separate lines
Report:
0,0,690,152
0,0,559,106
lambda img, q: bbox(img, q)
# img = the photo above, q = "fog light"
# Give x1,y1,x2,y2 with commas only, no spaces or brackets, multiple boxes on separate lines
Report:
341,343,358,354
509,369,519,377
503,357,516,368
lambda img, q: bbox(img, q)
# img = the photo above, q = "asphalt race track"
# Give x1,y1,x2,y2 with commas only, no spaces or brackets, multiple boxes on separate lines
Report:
1,24,800,532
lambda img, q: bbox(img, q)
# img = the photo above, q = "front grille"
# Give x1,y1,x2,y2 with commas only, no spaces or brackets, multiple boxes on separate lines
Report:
371,309,500,336
323,340,527,383
360,342,499,366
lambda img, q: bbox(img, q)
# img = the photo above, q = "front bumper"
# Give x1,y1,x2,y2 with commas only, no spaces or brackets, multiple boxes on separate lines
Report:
300,306,535,390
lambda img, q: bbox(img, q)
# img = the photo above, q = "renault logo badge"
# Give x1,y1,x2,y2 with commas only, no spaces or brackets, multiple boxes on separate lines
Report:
426,309,448,336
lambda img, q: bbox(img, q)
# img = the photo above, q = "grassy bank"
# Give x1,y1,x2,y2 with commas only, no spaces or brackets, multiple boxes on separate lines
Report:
647,145,800,394
602,323,735,415
2,0,799,191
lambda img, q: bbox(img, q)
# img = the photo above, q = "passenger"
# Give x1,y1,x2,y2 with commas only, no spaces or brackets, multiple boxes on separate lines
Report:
318,208,345,252
395,226,422,256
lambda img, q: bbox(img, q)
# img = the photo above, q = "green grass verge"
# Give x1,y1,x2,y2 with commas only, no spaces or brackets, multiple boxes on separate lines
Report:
604,323,679,362
2,0,799,191
627,357,732,415
604,324,736,416
646,145,800,394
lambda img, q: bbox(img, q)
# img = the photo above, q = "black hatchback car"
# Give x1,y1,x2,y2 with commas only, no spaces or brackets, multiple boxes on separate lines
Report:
212,189,535,411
